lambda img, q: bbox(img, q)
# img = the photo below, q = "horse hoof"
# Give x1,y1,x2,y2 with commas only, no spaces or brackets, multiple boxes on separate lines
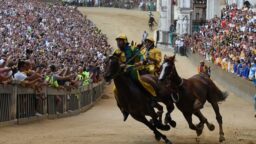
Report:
164,117,176,128
169,120,176,128
207,123,215,131
157,125,170,131
165,139,173,144
196,130,203,136
219,135,225,142
155,121,170,131
154,133,161,141
196,127,203,136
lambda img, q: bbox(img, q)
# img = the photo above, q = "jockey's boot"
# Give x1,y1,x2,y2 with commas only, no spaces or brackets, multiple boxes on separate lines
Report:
193,99,203,111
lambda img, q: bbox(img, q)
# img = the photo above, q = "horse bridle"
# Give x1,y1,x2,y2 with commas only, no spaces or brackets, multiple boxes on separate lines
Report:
162,61,182,103
166,62,184,87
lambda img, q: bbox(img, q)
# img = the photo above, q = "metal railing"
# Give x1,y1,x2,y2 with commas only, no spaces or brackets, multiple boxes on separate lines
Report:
0,82,104,126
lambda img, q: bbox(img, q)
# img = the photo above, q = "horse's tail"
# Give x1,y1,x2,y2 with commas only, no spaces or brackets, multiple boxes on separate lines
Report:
206,77,228,102
217,91,228,102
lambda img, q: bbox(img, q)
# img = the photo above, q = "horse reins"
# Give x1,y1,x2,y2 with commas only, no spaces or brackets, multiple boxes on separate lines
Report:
164,62,183,103
178,78,184,87
109,53,139,79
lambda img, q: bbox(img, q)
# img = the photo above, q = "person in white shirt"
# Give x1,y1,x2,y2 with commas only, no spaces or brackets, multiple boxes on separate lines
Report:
14,60,43,88
175,39,180,54
142,31,148,43
14,70,27,81
14,61,29,81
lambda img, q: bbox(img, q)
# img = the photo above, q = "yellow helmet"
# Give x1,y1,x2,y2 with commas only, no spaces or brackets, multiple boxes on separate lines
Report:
116,34,128,43
145,37,155,43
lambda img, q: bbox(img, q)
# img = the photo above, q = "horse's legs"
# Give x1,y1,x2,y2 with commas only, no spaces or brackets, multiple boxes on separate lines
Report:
152,101,163,123
162,99,176,128
183,112,203,136
131,114,172,144
149,105,170,131
211,102,225,142
194,111,215,131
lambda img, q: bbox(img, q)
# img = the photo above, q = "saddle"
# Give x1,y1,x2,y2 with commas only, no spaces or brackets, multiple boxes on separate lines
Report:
193,73,210,85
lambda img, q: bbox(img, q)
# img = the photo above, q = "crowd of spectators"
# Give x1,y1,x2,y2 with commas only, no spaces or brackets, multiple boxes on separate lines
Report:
0,0,111,91
63,0,157,11
191,4,255,82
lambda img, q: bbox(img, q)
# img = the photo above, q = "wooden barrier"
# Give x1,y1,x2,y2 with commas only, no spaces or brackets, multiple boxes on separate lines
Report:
0,82,105,126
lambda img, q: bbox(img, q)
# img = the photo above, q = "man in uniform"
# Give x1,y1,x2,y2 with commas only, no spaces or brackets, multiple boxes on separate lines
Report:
113,34,158,121
141,37,162,75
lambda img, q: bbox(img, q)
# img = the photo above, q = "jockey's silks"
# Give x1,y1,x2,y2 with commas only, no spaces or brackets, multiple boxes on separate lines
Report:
113,45,157,97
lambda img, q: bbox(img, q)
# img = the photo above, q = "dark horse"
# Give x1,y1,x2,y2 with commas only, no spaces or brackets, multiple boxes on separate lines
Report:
159,55,228,142
104,55,173,144
149,16,157,31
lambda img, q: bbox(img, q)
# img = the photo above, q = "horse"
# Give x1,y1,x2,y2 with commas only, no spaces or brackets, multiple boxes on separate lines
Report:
158,55,228,142
148,17,157,31
104,55,173,144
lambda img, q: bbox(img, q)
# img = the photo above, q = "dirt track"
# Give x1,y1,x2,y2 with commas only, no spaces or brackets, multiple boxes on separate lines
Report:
0,8,255,144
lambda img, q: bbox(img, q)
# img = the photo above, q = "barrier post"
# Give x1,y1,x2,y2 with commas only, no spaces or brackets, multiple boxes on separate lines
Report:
90,84,93,104
78,87,82,109
10,85,17,120
43,87,48,114
63,94,67,113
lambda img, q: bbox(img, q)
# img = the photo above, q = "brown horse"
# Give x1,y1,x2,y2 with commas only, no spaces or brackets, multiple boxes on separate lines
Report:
158,55,228,142
104,55,172,144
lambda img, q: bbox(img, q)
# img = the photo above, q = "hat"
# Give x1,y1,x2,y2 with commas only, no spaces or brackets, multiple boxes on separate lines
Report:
116,34,128,43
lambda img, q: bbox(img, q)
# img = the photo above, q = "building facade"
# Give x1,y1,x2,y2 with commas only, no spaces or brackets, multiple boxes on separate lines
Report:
157,0,225,45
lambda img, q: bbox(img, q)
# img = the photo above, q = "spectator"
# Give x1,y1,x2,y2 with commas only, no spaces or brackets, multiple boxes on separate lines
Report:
142,31,148,43
0,0,111,90
191,3,255,83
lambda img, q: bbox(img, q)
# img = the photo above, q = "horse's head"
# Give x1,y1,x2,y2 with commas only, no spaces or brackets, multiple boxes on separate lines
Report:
104,54,121,82
158,55,176,82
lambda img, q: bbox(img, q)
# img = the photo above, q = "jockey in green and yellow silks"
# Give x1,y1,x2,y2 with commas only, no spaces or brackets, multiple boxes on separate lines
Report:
141,37,162,75
113,34,157,97
113,34,160,121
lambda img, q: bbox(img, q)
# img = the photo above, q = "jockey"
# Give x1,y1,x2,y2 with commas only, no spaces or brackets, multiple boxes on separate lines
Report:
195,60,210,109
198,60,210,77
113,34,158,121
141,37,162,75
148,12,157,26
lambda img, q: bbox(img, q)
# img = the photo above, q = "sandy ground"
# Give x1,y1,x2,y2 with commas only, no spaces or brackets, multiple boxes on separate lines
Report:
0,8,255,144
